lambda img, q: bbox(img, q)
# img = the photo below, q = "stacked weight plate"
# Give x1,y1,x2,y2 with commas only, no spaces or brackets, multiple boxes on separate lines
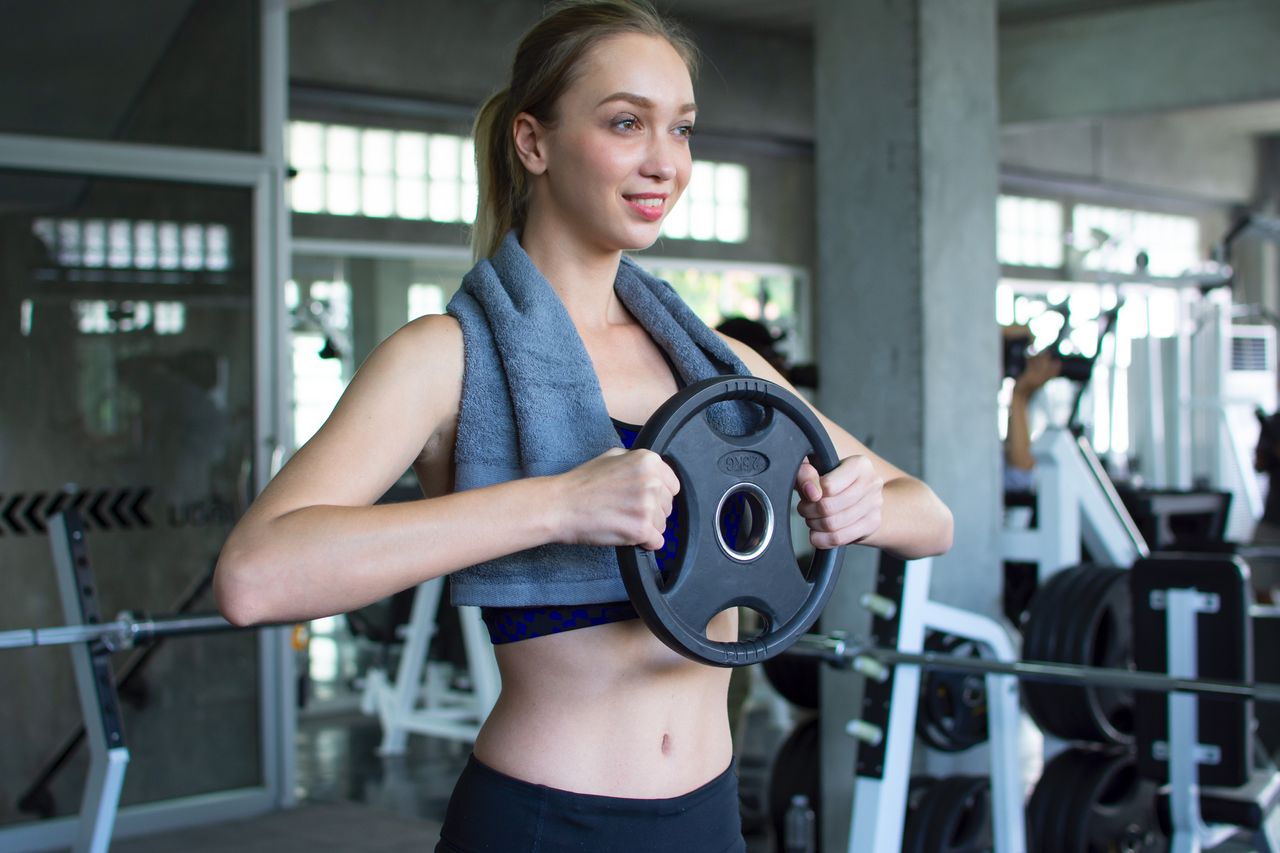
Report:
915,632,989,753
1026,748,1162,852
901,775,993,853
1022,565,1164,851
1021,565,1135,744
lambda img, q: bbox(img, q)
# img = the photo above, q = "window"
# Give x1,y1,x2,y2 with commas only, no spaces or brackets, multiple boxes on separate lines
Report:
997,195,1064,268
660,161,748,243
73,300,186,335
288,121,476,223
288,278,352,448
1072,204,1201,277
640,261,806,362
288,120,748,244
408,283,446,319
32,217,233,274
996,197,1204,279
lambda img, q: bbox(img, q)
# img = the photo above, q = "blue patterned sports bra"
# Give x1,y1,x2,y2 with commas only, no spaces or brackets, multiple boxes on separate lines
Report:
479,418,683,644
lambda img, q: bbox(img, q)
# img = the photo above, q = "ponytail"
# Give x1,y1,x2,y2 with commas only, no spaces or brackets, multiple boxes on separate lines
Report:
471,88,522,261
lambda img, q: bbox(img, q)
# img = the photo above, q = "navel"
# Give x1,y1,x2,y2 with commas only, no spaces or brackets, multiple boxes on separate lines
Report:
660,733,673,755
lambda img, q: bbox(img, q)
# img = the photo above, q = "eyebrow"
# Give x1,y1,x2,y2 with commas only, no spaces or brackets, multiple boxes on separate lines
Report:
596,92,697,114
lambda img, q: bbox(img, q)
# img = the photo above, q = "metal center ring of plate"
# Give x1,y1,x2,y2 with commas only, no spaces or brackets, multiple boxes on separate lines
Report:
714,481,774,563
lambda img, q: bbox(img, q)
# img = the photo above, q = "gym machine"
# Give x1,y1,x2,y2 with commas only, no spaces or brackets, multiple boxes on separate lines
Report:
358,577,500,751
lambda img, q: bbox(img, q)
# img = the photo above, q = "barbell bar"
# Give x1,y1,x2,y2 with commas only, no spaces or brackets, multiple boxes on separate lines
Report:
787,632,1280,704
0,613,252,653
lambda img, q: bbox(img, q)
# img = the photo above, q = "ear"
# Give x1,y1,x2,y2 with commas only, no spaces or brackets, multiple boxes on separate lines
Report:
512,112,549,176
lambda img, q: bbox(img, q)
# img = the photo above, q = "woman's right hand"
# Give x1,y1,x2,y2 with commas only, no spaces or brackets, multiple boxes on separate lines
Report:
552,449,680,550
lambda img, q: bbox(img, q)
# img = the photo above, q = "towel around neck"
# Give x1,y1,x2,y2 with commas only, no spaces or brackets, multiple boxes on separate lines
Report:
444,230,760,607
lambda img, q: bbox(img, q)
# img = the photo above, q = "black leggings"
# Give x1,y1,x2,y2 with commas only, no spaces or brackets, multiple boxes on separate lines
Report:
435,754,747,853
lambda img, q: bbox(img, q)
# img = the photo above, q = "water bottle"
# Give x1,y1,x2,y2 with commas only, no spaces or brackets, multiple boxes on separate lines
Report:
783,793,816,853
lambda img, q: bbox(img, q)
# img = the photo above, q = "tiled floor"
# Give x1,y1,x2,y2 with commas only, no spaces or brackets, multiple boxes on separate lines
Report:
111,799,442,853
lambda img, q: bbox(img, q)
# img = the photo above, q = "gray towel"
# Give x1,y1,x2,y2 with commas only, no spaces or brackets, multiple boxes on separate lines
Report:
445,231,756,606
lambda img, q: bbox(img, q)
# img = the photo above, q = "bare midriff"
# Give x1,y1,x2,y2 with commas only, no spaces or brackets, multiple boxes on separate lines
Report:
472,610,737,799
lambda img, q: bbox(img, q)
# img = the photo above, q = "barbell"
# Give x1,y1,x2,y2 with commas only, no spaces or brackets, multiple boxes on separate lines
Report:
786,632,1280,705
0,612,247,652
11,377,1278,713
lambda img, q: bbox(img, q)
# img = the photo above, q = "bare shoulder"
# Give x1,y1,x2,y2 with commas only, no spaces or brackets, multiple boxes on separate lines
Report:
351,311,464,441
393,312,463,366
343,313,463,414
244,314,464,519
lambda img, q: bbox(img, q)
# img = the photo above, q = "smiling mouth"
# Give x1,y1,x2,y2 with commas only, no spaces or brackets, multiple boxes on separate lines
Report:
624,195,666,221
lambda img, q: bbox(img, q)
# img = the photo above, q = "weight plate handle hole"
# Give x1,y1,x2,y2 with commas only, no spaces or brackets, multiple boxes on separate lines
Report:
715,482,773,562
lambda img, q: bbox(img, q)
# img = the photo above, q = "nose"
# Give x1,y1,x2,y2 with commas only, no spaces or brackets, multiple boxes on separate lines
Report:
641,136,682,182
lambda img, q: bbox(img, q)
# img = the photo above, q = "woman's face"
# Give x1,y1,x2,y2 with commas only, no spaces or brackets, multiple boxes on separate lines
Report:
519,33,696,255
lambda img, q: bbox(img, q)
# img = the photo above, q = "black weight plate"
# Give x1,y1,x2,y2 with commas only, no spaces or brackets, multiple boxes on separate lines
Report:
917,633,988,753
922,776,993,853
1078,570,1135,745
1028,747,1096,852
1029,747,1163,853
617,377,845,667
1076,751,1161,852
768,717,820,851
1033,568,1136,745
1038,566,1116,740
1023,566,1089,680
902,776,950,853
1062,750,1115,853
1053,567,1119,741
762,634,821,710
1054,749,1103,853
1023,566,1097,736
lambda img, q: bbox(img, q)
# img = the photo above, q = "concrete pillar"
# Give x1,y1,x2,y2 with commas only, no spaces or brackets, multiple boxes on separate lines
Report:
1227,137,1279,321
813,1,1000,848
349,258,413,366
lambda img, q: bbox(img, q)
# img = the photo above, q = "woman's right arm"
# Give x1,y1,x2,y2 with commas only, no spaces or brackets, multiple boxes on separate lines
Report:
214,314,676,627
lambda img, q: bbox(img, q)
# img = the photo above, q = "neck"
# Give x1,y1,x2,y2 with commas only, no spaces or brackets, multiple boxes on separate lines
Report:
519,218,629,330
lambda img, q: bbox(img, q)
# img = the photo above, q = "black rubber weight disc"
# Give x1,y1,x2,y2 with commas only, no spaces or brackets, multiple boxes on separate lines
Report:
617,376,845,667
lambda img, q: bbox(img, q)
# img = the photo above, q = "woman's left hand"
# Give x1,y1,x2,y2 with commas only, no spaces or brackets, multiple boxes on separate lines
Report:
795,456,884,550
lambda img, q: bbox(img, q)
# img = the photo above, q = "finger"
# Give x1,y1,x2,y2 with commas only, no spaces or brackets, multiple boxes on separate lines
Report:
645,517,668,551
660,460,681,497
794,461,821,502
632,450,681,496
797,485,865,520
804,499,878,534
818,457,875,496
809,511,881,549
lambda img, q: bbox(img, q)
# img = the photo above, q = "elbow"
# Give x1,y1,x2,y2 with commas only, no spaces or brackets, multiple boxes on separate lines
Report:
894,496,953,560
933,504,955,556
213,545,268,628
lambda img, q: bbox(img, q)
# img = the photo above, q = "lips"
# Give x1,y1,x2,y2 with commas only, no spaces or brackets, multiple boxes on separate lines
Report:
624,193,666,222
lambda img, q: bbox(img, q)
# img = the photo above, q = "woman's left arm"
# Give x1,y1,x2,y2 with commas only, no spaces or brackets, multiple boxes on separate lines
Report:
719,337,954,560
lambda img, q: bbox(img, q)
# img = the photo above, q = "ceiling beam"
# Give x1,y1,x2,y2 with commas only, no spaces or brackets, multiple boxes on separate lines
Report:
1000,0,1280,123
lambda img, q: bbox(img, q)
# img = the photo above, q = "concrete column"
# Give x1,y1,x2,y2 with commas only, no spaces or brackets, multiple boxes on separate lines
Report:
349,257,413,367
813,1,1000,847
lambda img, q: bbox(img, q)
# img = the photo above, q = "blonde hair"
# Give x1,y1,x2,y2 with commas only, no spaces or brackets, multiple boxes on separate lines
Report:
470,0,699,261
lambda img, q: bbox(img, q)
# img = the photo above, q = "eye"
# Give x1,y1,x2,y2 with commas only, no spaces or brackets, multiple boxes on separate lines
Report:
674,123,695,140
612,115,641,132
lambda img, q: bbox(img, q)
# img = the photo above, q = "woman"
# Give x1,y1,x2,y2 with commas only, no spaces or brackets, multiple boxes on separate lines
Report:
214,2,953,850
